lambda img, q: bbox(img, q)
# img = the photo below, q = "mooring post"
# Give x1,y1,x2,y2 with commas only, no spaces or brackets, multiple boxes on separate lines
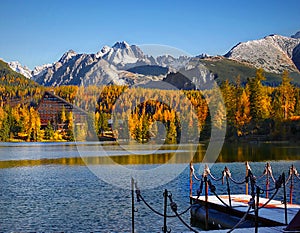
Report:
131,177,135,233
282,172,288,225
245,162,249,195
255,186,260,233
163,189,168,233
226,176,232,208
266,163,270,199
204,175,209,230
290,165,294,204
190,162,193,204
224,167,232,208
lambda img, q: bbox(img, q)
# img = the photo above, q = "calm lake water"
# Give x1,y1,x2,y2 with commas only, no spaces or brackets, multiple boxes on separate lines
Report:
0,142,299,232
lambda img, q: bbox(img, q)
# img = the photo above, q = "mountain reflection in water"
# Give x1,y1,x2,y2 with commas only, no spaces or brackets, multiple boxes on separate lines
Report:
0,142,299,168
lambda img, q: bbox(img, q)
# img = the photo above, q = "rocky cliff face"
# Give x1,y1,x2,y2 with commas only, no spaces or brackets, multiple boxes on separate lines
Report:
292,44,300,71
8,61,32,78
225,34,300,74
6,31,300,88
292,31,300,39
31,42,191,87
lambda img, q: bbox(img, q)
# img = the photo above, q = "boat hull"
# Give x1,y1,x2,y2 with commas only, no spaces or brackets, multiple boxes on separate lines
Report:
191,204,255,230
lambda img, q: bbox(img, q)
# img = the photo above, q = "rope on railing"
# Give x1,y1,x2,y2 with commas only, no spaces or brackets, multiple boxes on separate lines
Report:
254,186,277,193
203,164,225,182
132,162,299,232
256,172,266,180
256,162,276,183
290,165,300,180
256,187,279,211
189,163,299,231
191,162,290,209
294,167,300,180
168,192,201,233
286,172,293,185
228,175,248,185
285,165,300,186
191,162,300,188
207,172,285,232
209,171,225,182
135,182,191,218
210,171,283,211
225,166,249,185
227,205,252,233
135,184,202,233
245,174,283,213
190,163,202,181
207,179,230,208
267,163,276,183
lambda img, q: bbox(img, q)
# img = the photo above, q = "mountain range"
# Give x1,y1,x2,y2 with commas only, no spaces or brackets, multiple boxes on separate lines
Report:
2,31,300,88
225,34,300,74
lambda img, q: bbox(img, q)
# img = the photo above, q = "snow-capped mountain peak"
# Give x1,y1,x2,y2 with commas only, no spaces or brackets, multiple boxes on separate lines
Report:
8,61,32,78
33,63,53,76
292,31,300,39
101,45,112,54
59,49,77,63
112,41,130,50
96,45,112,58
225,34,300,73
102,41,149,68
29,41,190,86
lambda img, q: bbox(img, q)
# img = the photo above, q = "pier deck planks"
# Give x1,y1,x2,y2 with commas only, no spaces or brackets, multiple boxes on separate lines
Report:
191,194,300,225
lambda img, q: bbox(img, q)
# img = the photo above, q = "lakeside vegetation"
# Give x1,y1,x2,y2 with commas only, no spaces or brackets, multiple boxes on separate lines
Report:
0,68,300,142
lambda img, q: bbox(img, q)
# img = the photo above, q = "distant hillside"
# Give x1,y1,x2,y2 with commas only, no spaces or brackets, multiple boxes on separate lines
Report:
163,72,196,90
127,65,168,76
0,60,39,88
163,57,300,89
195,57,300,85
224,34,300,74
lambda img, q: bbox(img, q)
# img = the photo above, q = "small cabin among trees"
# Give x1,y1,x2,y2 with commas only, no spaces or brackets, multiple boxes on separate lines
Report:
37,91,87,129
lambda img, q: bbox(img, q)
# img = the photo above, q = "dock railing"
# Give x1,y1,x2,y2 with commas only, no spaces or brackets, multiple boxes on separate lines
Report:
189,162,299,204
130,162,300,233
189,162,300,232
132,179,194,233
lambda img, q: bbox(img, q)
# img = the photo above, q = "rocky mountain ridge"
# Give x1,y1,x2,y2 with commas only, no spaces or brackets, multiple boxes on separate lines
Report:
225,33,300,73
29,41,191,86
4,31,300,88
8,61,32,79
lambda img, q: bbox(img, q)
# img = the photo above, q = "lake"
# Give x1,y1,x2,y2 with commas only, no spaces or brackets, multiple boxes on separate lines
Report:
0,142,299,232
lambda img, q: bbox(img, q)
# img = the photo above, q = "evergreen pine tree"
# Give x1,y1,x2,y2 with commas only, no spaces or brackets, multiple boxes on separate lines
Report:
44,121,54,140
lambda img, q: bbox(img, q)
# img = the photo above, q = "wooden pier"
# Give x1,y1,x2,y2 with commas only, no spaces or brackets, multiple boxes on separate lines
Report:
191,194,300,229
208,226,287,232
189,162,300,231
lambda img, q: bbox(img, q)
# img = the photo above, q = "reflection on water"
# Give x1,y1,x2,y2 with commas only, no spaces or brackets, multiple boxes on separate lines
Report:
0,142,299,168
0,142,299,232
0,141,185,162
217,142,300,162
0,162,299,232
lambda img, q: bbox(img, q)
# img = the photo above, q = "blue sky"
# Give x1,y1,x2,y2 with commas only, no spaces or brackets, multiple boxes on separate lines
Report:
0,0,299,69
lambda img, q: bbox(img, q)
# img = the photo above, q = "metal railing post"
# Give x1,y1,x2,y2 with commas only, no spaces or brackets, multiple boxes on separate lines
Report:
282,172,288,225
266,163,270,199
163,189,168,233
190,162,193,204
131,177,135,233
225,167,232,208
290,165,294,204
255,186,260,233
204,176,209,230
245,162,249,195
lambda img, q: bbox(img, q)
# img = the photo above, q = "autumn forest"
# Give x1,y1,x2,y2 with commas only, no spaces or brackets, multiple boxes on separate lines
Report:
1,68,300,143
